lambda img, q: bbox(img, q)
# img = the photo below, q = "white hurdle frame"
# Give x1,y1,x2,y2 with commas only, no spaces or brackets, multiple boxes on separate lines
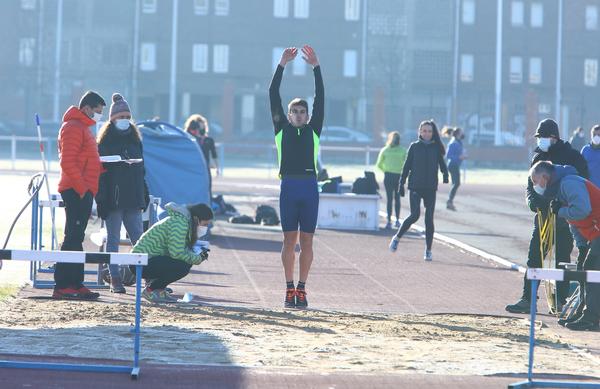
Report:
0,249,148,379
509,268,600,389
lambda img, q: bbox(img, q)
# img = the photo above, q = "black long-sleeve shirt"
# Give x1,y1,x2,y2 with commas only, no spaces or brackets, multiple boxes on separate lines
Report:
269,64,324,178
400,139,448,191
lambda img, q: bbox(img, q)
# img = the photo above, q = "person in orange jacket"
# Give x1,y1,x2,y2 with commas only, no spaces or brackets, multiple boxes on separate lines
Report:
53,90,106,300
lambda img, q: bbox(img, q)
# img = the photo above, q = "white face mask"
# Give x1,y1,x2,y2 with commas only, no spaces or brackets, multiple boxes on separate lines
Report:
92,112,103,122
115,119,130,131
593,135,600,145
533,184,546,195
537,138,552,152
196,225,208,239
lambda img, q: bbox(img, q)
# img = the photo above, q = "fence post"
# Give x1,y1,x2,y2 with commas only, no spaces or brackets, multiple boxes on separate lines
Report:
11,135,16,170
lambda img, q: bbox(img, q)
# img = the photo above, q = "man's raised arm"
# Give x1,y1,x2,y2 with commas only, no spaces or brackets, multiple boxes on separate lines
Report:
303,45,324,134
269,47,297,133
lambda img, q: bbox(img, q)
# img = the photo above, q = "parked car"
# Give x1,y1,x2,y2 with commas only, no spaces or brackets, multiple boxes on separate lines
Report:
320,126,371,143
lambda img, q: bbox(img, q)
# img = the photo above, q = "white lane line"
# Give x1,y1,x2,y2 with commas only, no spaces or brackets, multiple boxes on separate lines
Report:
315,236,418,313
222,234,268,307
378,211,526,273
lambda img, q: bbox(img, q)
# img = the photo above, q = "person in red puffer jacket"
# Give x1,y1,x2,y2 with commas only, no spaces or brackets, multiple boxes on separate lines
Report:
53,90,106,300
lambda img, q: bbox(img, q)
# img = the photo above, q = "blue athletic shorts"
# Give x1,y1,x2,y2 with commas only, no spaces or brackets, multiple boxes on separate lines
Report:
279,177,319,233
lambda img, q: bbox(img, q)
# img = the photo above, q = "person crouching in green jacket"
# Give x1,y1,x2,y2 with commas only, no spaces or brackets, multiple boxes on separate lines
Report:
376,131,407,229
132,202,213,303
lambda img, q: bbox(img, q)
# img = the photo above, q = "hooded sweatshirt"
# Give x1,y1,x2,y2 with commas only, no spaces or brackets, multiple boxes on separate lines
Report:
376,144,407,174
544,164,591,221
57,106,103,196
132,202,204,265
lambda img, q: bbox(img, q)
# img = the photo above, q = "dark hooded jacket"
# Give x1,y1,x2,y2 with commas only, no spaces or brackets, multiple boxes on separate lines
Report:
527,139,588,212
401,139,448,191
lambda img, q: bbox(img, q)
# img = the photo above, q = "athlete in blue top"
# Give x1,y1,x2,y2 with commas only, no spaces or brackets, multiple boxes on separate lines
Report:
269,45,324,309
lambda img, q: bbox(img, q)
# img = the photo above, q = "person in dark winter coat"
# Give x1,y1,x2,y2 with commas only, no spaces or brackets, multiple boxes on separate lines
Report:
506,118,589,314
95,93,149,293
443,127,467,211
581,124,600,188
185,114,218,199
530,161,600,331
389,120,449,261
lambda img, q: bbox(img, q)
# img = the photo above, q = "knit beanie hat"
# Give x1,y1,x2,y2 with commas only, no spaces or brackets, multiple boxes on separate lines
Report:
109,93,131,120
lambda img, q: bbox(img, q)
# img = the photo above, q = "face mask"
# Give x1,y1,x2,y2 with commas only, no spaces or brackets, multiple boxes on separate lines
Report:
115,119,130,131
197,225,208,239
593,135,600,145
92,112,103,122
537,138,552,152
533,184,546,195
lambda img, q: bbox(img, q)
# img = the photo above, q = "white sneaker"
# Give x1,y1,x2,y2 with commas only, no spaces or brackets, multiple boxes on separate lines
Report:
424,251,432,261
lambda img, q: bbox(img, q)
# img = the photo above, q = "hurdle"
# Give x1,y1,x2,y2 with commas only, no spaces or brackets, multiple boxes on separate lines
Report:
509,268,600,389
0,249,147,379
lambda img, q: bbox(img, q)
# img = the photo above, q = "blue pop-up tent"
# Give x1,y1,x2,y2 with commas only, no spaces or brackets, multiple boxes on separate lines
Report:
137,121,209,206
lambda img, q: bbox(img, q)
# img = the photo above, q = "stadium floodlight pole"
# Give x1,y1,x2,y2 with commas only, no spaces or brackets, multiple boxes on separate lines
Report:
168,0,179,124
35,114,58,250
451,0,460,125
555,0,563,137
493,0,503,146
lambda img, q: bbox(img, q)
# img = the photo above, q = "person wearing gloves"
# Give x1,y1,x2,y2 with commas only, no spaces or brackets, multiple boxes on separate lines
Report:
54,90,106,300
529,161,600,331
95,93,149,293
506,118,589,314
131,203,213,303
376,131,407,229
389,120,449,261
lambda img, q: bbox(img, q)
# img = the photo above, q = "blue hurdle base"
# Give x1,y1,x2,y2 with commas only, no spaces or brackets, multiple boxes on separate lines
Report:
509,379,600,388
0,360,139,379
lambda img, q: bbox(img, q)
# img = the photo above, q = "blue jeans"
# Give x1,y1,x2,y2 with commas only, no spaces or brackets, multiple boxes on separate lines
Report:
105,209,143,280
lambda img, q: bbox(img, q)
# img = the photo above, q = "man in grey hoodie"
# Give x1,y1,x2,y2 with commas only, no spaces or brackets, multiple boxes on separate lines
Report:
530,161,600,331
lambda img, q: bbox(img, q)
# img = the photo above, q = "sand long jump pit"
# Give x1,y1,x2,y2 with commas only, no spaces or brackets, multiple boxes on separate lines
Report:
0,296,598,378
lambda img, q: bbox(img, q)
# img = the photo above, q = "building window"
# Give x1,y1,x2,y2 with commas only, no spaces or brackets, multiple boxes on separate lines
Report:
142,0,157,14
213,44,229,73
586,5,598,30
274,0,288,18
462,0,475,25
272,47,284,70
460,54,474,82
215,0,229,16
192,44,208,73
530,3,543,27
21,0,36,10
294,0,309,18
18,38,35,67
194,0,208,15
511,1,524,26
509,56,522,83
529,57,542,84
140,43,156,71
345,0,360,21
584,59,598,87
293,56,306,75
343,50,357,77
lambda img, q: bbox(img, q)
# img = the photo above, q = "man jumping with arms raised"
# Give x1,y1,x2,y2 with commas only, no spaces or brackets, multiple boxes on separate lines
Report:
269,45,324,309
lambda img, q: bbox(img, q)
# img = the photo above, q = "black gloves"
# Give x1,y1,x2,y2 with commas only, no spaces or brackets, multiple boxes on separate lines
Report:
443,174,449,184
399,185,405,197
200,248,210,262
550,199,562,214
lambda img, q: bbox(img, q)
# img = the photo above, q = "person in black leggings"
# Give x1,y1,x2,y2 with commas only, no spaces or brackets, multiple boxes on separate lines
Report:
376,131,407,229
388,120,448,261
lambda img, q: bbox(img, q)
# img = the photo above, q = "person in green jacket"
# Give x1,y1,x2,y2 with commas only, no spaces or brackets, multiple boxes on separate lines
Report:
132,202,213,303
376,131,407,229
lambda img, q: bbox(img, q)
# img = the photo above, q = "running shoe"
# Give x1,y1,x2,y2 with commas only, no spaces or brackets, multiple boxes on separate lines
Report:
384,221,392,229
295,289,308,309
424,251,433,261
389,237,399,252
394,220,401,228
505,298,531,314
284,288,296,308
